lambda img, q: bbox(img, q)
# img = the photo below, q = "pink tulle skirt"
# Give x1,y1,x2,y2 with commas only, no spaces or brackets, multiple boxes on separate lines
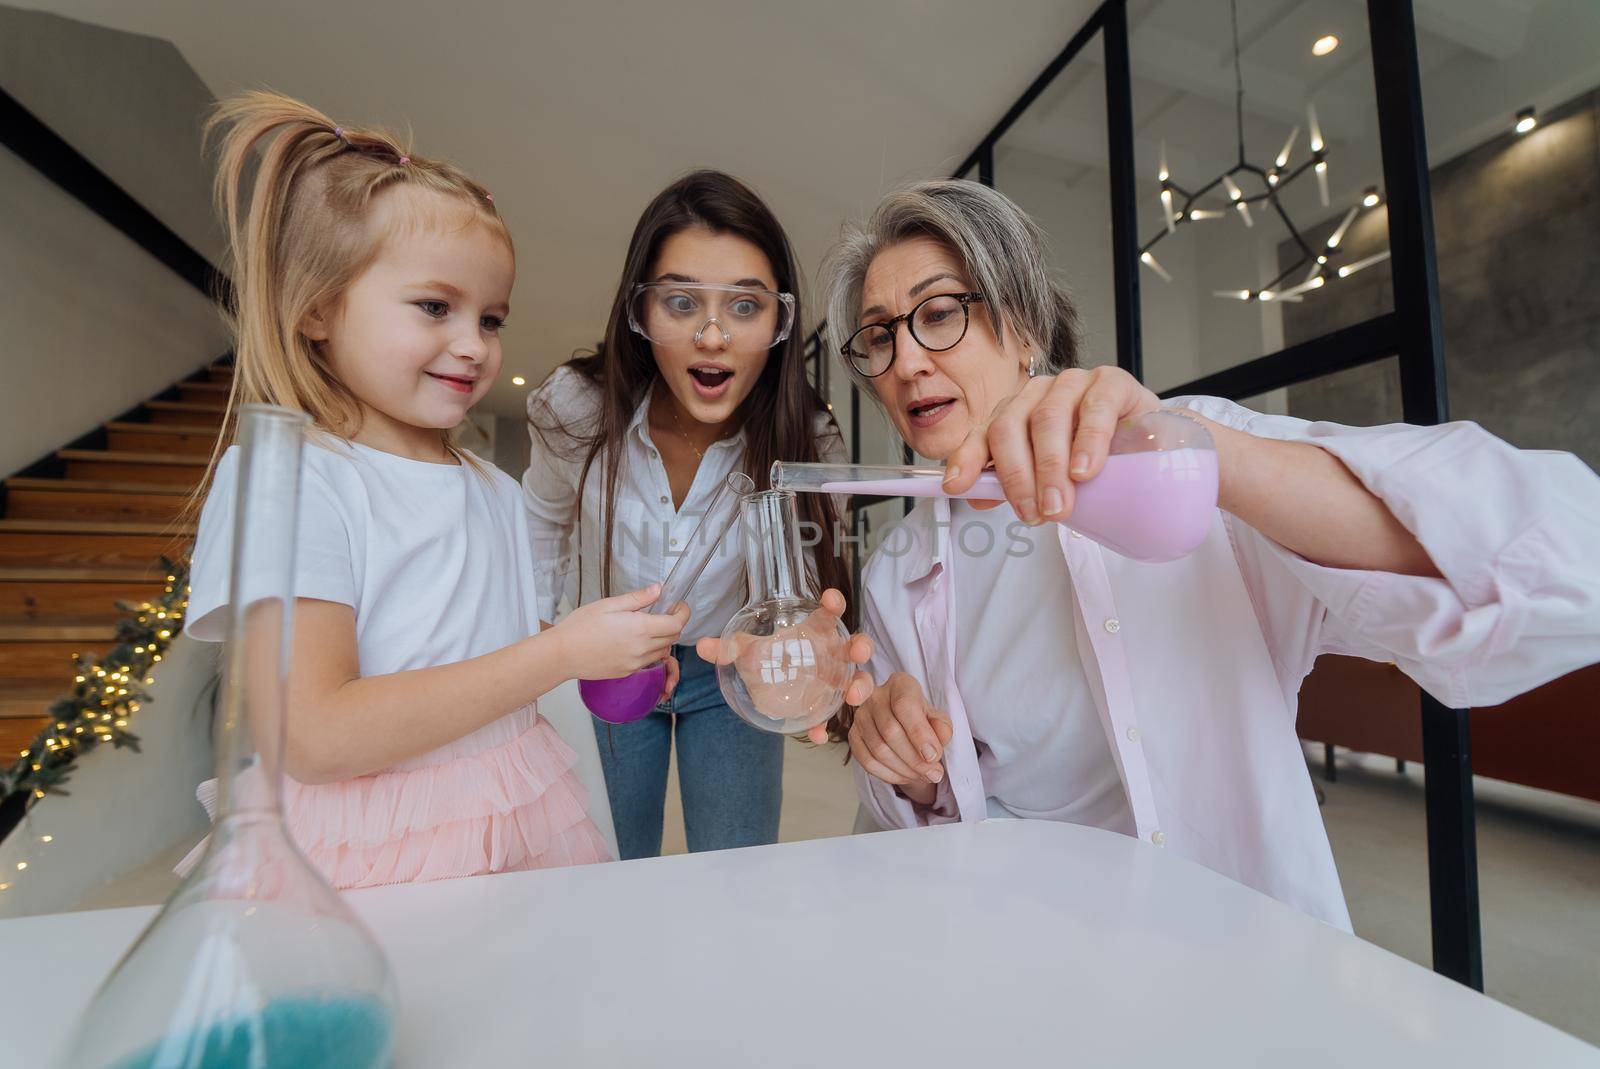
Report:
177,707,612,889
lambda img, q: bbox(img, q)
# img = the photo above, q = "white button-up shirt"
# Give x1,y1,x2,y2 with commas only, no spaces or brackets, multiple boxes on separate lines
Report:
855,396,1600,929
523,366,847,641
944,500,1135,832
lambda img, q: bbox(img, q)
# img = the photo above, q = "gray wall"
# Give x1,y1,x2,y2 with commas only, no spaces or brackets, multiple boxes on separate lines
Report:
0,5,222,263
0,6,227,477
1283,86,1600,471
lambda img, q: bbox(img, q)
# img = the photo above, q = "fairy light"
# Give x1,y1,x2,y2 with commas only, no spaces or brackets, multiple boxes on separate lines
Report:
2,557,189,817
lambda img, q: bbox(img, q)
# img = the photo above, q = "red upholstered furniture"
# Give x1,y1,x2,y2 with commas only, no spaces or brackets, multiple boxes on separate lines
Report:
1296,657,1600,803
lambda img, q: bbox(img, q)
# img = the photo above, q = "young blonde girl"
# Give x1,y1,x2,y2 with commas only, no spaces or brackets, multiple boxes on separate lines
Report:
180,91,685,888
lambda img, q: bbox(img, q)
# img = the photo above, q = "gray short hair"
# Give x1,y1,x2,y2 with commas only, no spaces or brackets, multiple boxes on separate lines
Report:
822,180,1081,392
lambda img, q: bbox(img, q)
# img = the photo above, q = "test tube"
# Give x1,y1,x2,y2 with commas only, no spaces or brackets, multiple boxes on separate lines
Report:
771,411,1218,562
770,461,1006,501
651,470,757,616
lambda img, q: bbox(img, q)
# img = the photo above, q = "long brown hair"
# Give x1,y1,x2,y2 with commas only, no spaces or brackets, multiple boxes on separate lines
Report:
531,170,854,626
200,89,510,488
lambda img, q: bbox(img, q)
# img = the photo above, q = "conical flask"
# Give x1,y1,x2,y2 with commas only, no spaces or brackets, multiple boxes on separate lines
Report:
715,489,851,735
56,406,397,1069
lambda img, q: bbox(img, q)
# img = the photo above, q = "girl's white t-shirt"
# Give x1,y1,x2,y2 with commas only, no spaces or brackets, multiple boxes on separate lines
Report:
186,438,543,676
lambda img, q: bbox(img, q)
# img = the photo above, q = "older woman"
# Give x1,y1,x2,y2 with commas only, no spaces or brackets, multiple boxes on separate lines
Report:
786,180,1599,929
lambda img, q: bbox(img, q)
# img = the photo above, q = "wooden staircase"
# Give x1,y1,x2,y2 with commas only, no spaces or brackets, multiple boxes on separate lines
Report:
0,361,231,759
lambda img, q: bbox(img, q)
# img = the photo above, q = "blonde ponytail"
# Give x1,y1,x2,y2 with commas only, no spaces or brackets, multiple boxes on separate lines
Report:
197,90,509,495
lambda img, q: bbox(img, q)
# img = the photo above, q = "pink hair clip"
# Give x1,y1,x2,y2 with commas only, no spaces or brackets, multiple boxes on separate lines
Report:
484,192,494,202
398,155,410,166
332,126,347,142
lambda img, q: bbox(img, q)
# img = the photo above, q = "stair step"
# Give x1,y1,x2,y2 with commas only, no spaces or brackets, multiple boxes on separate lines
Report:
0,719,48,759
0,624,116,642
104,422,221,456
0,680,59,721
58,450,208,486
0,566,169,626
177,382,231,404
0,566,174,583
0,519,192,571
0,519,194,536
0,640,109,684
144,401,227,426
0,581,157,626
4,479,191,523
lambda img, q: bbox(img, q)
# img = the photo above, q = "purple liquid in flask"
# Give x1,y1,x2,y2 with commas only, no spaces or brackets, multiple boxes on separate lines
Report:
579,471,756,724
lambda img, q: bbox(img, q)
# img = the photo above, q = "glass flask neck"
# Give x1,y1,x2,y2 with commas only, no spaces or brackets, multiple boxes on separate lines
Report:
214,405,308,820
740,489,810,604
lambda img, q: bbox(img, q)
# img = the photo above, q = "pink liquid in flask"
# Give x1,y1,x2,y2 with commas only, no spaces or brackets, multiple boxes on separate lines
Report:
814,411,1219,563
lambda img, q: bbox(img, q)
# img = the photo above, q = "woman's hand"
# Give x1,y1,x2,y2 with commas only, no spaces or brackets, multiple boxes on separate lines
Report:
942,366,1161,525
695,588,874,743
552,585,688,681
659,653,681,703
846,671,954,806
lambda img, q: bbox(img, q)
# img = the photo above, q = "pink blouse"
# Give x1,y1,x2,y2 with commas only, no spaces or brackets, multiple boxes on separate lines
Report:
855,397,1600,929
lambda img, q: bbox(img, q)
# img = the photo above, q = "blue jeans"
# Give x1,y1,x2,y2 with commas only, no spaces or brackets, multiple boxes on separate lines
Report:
593,644,783,860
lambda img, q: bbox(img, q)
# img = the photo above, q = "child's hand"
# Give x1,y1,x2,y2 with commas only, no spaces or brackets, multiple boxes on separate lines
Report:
659,654,681,703
553,585,688,681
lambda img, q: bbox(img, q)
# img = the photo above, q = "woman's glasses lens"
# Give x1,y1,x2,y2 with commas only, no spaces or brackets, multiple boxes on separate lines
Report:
844,293,974,376
630,283,792,350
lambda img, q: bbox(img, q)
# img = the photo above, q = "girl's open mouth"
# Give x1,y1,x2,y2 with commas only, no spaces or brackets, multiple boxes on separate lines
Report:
688,366,734,398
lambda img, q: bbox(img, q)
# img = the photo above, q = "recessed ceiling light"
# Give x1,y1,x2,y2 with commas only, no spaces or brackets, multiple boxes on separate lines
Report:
1312,34,1339,57
511,375,526,386
1514,106,1537,134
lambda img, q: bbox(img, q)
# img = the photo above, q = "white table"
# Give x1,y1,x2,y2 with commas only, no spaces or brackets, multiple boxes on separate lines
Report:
11,821,1596,1067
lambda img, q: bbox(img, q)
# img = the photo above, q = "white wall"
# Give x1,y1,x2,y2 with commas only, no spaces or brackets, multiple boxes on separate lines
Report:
0,5,223,264
0,153,227,476
0,4,227,477
0,636,216,918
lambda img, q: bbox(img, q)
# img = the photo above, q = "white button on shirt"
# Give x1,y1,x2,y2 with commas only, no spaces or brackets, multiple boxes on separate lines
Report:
857,395,1600,929
935,501,1136,832
523,366,847,642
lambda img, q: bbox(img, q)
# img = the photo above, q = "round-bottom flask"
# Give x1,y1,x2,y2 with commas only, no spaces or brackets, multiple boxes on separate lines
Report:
716,489,850,736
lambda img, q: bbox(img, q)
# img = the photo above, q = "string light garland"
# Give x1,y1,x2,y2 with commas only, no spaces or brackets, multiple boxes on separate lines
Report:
0,558,190,813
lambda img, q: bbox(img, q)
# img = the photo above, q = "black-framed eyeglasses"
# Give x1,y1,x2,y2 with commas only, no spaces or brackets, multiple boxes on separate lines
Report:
840,292,985,378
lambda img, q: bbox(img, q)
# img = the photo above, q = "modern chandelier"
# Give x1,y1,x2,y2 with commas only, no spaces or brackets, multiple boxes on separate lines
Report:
1138,0,1391,303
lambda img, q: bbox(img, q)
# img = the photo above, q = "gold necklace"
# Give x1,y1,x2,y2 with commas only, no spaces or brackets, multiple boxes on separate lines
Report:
668,402,727,461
